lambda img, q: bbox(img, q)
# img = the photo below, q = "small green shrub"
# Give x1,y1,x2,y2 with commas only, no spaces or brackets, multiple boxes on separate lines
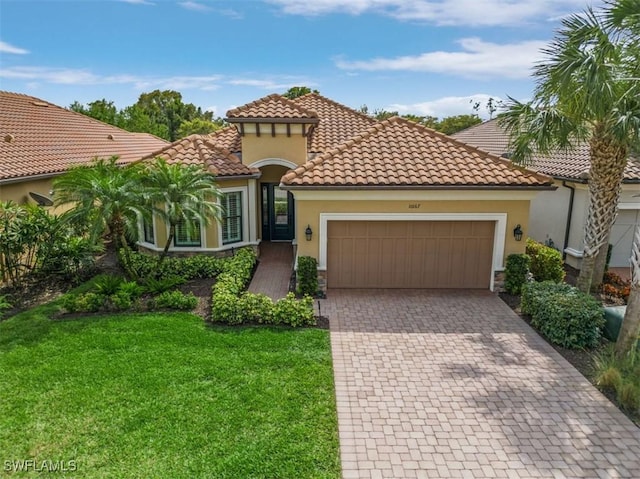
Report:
211,291,243,324
109,291,134,311
73,292,105,313
118,281,145,299
593,346,640,414
526,239,565,283
151,290,198,311
94,274,125,295
125,250,224,280
143,276,186,294
274,294,315,327
240,293,274,324
297,256,318,297
0,295,11,319
522,281,604,349
504,254,530,295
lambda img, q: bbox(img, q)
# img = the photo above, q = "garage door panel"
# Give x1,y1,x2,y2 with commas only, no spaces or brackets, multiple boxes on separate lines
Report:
327,220,494,289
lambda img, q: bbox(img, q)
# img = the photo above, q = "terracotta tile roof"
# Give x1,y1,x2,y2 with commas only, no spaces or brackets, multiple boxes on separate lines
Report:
226,93,318,121
282,117,553,188
208,125,242,153
452,119,640,182
142,135,258,177
292,93,377,153
0,91,168,181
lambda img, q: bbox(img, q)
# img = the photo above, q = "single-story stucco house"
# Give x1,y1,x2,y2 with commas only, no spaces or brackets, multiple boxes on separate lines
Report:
0,91,168,206
453,119,640,270
140,93,554,291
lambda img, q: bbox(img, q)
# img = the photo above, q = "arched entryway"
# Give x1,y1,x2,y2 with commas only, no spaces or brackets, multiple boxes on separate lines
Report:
251,160,296,242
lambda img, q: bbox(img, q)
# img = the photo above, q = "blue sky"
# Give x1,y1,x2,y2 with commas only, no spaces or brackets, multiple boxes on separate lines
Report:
0,0,598,119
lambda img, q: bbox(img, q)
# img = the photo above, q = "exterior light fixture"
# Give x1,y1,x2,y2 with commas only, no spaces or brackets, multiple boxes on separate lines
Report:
305,225,313,241
513,224,523,242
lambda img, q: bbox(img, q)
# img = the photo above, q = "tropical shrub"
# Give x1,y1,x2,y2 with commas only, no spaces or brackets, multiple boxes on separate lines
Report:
0,295,12,319
143,276,186,294
504,254,530,295
94,274,125,296
601,271,631,302
525,239,565,283
297,256,318,297
522,281,604,349
274,294,315,327
239,293,274,324
594,346,640,414
150,290,198,311
126,250,224,280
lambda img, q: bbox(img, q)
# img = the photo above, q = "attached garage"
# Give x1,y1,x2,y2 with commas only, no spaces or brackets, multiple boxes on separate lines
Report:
327,220,495,289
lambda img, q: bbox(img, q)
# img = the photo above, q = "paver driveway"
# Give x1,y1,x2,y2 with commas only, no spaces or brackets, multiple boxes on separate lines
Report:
322,289,640,479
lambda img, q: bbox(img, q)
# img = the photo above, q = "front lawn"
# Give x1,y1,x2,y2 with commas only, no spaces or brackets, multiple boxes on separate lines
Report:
0,304,340,478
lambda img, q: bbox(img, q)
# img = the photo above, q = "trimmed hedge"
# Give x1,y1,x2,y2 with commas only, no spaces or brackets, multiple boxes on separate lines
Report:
521,281,604,349
125,250,226,280
211,248,315,327
297,256,318,296
504,254,530,295
525,239,565,283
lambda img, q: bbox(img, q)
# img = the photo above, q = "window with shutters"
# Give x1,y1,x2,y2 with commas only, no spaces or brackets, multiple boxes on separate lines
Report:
142,216,155,244
174,219,202,247
222,191,243,244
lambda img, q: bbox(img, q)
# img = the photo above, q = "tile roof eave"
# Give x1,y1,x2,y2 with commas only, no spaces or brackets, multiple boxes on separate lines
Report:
224,117,320,125
279,184,557,191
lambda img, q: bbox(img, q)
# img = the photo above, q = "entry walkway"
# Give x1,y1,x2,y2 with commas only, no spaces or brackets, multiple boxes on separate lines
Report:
247,242,293,300
323,289,640,479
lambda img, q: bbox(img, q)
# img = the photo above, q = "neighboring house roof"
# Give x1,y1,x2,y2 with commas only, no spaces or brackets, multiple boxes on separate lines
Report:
452,118,640,182
0,91,168,182
282,117,553,188
226,94,318,121
142,135,259,178
208,126,242,153
292,93,377,153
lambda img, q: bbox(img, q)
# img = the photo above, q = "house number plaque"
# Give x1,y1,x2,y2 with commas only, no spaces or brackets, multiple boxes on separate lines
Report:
408,204,421,209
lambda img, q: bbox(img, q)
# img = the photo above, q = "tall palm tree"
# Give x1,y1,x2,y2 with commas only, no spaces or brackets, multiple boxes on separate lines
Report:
142,158,222,267
500,0,640,294
53,157,145,274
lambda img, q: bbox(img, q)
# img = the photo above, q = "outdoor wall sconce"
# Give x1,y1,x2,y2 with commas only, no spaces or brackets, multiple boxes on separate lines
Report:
513,224,523,242
305,225,313,241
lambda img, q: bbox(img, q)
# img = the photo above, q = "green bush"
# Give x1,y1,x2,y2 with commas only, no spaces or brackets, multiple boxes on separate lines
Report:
94,274,125,295
274,293,315,327
297,256,318,297
109,291,134,311
594,346,640,414
522,281,604,349
0,295,11,319
126,250,224,280
143,275,186,294
526,239,565,283
239,293,274,324
151,290,198,311
504,254,530,295
211,291,243,324
118,281,145,299
74,292,106,313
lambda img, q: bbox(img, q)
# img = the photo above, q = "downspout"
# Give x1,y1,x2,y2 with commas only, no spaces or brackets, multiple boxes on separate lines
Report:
562,181,576,260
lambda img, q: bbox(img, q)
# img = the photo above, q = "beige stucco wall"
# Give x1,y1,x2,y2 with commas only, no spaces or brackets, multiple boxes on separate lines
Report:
294,198,531,268
528,179,572,250
241,134,307,166
1,177,54,205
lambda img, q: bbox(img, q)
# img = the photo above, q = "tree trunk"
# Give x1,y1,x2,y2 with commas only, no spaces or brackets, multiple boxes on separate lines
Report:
591,233,611,292
616,224,640,356
156,225,175,274
576,130,626,293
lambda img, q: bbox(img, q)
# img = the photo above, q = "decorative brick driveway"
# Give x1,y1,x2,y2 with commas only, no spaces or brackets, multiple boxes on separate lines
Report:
322,289,640,478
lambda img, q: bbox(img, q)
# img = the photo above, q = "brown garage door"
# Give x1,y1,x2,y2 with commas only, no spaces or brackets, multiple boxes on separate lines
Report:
327,221,495,289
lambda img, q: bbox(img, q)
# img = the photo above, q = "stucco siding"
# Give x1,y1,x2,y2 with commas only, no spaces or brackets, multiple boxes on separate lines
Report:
241,134,307,167
528,181,572,250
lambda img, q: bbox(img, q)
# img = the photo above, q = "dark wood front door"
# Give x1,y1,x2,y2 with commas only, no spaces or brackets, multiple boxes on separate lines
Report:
261,183,295,241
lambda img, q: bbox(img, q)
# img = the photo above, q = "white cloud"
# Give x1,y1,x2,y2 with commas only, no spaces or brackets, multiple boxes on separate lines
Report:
265,0,589,26
0,41,29,54
179,1,212,12
0,66,223,90
335,37,546,79
389,94,505,119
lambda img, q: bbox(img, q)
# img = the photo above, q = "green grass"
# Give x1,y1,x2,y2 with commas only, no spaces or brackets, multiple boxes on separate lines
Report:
0,299,340,478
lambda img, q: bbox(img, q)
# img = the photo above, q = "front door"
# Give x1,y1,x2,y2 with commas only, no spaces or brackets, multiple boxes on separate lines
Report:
262,183,295,241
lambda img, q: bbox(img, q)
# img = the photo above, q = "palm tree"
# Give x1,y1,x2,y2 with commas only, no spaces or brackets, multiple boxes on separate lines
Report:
53,157,145,274
500,0,640,294
142,158,222,267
